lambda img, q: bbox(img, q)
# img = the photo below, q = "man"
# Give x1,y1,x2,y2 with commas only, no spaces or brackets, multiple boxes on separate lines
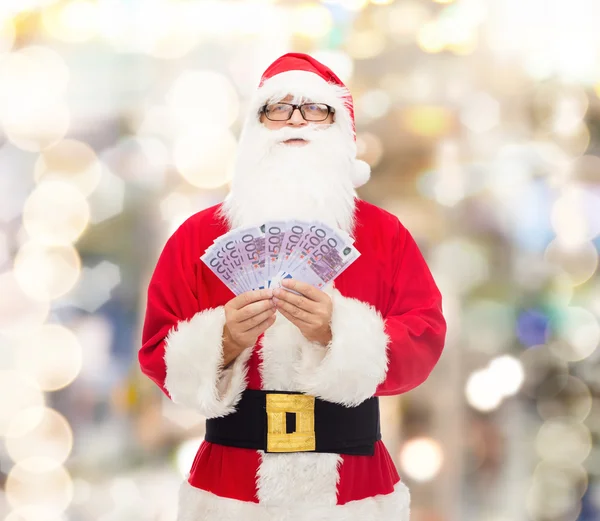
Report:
139,53,446,521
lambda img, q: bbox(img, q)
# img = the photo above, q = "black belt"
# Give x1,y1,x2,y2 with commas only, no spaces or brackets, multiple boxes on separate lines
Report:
205,389,381,456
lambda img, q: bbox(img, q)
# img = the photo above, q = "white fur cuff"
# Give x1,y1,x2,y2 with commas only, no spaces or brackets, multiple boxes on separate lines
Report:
296,289,389,406
164,307,251,419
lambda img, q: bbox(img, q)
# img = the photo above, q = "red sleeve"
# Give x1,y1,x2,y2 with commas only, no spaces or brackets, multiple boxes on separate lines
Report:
138,224,200,399
376,222,447,396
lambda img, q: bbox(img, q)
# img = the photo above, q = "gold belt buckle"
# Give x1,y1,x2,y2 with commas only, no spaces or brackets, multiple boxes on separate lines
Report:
266,393,316,453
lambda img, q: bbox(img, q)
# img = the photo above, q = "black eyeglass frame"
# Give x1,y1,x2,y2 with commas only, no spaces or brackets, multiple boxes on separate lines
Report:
260,102,336,122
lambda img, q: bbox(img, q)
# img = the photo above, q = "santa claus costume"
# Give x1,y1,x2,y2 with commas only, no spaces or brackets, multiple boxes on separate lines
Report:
139,53,447,521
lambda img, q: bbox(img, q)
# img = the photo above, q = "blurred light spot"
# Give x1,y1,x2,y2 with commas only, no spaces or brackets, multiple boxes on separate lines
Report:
359,90,391,120
63,262,120,313
71,478,91,506
448,33,478,55
109,477,141,506
544,239,598,286
0,230,8,267
0,371,45,436
356,133,384,168
537,376,592,423
552,95,588,138
334,0,369,11
34,139,102,197
0,15,15,53
572,154,600,183
417,21,445,53
15,324,82,391
6,407,73,471
5,505,67,521
460,92,500,133
0,46,70,114
6,461,73,512
430,238,488,295
174,130,237,189
135,105,172,140
131,2,201,59
23,181,90,246
488,355,524,397
312,51,354,84
387,2,430,43
42,0,98,43
160,192,194,224
516,309,551,347
545,273,575,309
293,4,332,38
527,461,587,520
551,185,600,246
536,420,592,464
167,70,239,134
1,1,61,17
402,106,453,138
172,1,279,40
162,399,205,430
87,167,125,224
552,124,590,159
465,369,502,412
550,306,599,362
551,195,588,248
135,137,170,190
4,103,70,153
520,345,569,399
399,437,443,482
0,272,50,338
14,242,81,302
437,2,483,53
101,136,169,191
463,300,515,354
432,139,465,206
176,438,202,478
347,30,386,59
370,0,393,5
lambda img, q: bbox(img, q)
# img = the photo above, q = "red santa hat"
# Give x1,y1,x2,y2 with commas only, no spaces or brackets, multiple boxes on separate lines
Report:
243,53,371,189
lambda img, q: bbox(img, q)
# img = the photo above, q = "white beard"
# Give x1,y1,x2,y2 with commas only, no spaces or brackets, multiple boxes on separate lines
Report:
220,123,357,235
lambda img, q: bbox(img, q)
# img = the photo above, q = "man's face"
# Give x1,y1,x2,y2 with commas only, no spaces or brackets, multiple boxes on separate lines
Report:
259,94,334,146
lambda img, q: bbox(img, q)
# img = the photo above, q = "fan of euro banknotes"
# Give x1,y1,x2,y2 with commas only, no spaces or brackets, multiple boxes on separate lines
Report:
201,221,360,295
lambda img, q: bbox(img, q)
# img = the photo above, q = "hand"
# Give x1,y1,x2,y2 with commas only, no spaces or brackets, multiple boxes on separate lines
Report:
273,279,333,346
223,289,276,363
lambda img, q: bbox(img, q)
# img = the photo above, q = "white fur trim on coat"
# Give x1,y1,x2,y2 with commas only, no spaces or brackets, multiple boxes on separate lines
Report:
177,479,410,521
295,288,389,406
163,306,251,419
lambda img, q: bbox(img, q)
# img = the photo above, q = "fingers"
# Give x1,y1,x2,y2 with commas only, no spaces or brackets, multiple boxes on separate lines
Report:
273,287,317,313
230,289,274,311
239,307,276,332
245,313,276,337
274,298,311,324
281,279,323,302
236,298,275,321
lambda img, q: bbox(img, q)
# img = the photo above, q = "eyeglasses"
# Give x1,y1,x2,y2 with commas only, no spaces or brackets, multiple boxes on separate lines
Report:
261,102,335,122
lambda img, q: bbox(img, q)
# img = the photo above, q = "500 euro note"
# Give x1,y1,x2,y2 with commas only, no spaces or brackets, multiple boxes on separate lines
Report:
292,235,360,289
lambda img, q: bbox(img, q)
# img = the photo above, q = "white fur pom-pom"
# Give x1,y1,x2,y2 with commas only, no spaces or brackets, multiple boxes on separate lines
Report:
352,159,371,188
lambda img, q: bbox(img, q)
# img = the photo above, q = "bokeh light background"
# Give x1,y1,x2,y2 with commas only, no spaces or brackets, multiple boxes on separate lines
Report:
0,0,599,520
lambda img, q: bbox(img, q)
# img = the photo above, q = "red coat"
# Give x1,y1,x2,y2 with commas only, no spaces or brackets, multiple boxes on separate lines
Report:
139,199,446,521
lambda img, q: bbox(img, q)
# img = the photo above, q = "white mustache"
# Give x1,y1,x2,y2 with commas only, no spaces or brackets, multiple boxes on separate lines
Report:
267,125,329,144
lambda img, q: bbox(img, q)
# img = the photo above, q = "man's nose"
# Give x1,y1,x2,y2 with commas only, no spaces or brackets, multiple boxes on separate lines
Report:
287,107,308,126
